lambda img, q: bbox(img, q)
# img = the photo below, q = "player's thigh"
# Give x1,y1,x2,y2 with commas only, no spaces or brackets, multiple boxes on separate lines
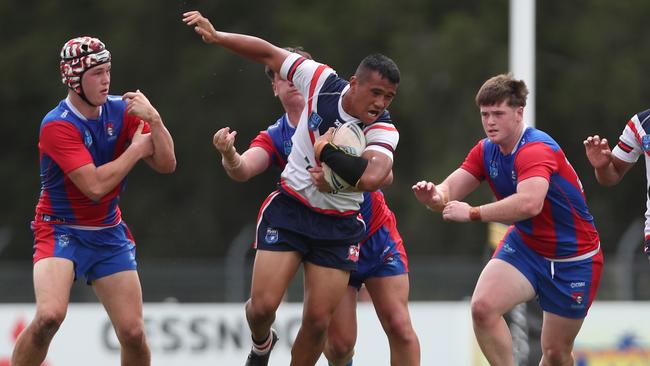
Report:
364,274,411,325
250,249,302,302
33,257,75,315
540,311,583,350
472,258,535,314
93,270,144,328
328,286,359,339
303,262,350,315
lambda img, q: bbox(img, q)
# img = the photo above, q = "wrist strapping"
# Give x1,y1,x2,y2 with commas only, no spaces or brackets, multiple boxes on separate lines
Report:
319,143,368,187
469,206,482,221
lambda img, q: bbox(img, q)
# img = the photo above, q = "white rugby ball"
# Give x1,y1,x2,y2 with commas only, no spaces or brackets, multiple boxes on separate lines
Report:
322,122,366,192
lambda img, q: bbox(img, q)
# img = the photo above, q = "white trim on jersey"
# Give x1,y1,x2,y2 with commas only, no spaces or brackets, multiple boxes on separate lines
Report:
611,112,650,237
363,122,399,161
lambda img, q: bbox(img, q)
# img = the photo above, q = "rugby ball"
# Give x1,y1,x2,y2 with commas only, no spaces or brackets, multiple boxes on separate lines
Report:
322,122,366,192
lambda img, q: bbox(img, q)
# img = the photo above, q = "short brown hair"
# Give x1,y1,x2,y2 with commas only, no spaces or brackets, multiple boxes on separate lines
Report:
265,46,313,81
475,73,528,108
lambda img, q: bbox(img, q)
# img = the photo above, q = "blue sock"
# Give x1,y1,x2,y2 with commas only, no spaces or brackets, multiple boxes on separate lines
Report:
328,361,353,366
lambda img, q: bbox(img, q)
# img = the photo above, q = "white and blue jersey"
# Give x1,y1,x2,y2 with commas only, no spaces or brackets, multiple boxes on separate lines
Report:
277,53,399,215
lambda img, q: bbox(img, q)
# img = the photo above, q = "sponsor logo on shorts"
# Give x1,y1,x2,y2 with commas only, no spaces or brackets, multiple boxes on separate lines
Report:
572,292,585,307
570,281,586,288
347,244,360,262
265,228,278,244
57,234,70,248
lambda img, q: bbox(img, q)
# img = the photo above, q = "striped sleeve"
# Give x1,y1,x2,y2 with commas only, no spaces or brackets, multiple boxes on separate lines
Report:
363,122,399,160
611,115,643,163
279,52,335,102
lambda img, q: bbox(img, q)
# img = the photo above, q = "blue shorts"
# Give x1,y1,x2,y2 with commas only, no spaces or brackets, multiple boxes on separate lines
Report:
349,214,408,289
493,231,603,319
32,221,138,284
255,191,365,271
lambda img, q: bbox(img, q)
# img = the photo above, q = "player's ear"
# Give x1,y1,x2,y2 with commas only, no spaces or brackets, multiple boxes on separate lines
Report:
349,75,358,88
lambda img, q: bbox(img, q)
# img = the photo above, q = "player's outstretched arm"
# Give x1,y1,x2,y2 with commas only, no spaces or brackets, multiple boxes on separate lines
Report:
583,135,632,186
213,127,270,182
123,90,176,174
182,10,290,76
67,122,153,201
412,168,479,213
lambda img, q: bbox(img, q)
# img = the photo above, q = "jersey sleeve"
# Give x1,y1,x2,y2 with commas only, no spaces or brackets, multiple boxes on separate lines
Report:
460,141,485,181
363,122,399,161
280,53,336,101
124,112,151,139
611,116,643,163
39,121,94,173
249,131,275,165
515,142,558,182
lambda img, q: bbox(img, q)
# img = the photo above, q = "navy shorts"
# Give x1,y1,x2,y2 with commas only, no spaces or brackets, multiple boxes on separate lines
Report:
32,220,138,284
349,213,408,289
493,229,603,319
255,191,365,271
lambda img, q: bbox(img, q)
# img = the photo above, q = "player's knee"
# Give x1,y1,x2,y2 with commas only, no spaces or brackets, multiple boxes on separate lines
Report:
246,297,278,323
116,322,147,348
34,309,66,335
541,343,573,365
325,333,355,360
383,314,417,343
301,310,331,335
470,297,499,327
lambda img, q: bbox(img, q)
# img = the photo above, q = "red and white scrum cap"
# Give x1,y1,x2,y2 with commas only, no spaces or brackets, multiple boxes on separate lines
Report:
59,36,111,93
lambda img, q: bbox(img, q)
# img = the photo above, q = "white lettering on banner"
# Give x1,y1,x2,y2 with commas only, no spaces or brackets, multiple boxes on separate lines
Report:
101,315,302,353
0,303,476,365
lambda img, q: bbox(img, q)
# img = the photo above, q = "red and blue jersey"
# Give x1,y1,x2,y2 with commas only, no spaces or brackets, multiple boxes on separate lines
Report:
250,114,392,238
34,96,150,227
461,126,600,259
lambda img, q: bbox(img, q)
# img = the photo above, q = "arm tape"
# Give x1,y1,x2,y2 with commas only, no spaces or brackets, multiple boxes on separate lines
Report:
320,143,368,186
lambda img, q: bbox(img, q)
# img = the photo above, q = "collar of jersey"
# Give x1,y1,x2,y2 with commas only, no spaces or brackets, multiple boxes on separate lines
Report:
64,96,103,121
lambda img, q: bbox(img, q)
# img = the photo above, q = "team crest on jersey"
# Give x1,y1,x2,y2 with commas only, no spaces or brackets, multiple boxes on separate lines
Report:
106,122,115,139
265,228,279,244
642,135,650,151
347,244,360,262
308,112,323,131
83,129,93,148
488,161,499,178
283,140,292,156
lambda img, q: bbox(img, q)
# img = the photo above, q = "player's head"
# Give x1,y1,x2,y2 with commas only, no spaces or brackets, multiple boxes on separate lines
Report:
266,47,312,112
475,73,528,108
60,36,112,107
346,54,400,125
475,74,528,147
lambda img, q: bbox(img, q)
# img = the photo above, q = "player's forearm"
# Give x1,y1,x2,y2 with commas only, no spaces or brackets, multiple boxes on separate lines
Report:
477,193,542,223
594,164,623,186
90,148,144,200
147,118,176,173
222,154,252,182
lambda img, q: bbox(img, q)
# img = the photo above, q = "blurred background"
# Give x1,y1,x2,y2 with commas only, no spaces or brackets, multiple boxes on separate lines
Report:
2,0,650,305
